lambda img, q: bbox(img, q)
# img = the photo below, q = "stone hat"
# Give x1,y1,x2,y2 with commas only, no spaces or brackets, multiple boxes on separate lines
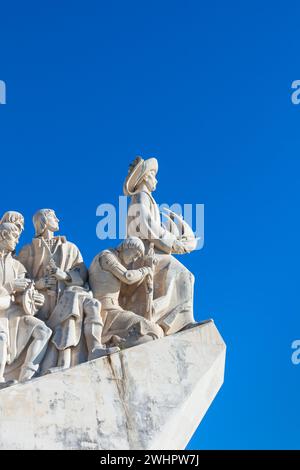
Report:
123,157,158,196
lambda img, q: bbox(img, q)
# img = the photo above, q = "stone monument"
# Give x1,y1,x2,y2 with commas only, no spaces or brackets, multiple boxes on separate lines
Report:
0,157,226,449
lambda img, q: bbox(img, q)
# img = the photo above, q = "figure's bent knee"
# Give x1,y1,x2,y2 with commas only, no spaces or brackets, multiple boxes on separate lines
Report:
83,297,103,323
84,313,103,326
33,324,52,341
84,297,101,311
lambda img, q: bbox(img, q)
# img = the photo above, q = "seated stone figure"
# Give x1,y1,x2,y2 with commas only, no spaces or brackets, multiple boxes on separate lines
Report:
18,209,117,373
89,237,164,348
0,223,51,386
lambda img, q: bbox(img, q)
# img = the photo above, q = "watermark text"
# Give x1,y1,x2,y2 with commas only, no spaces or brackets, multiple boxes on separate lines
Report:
96,196,204,251
291,340,300,365
0,80,6,104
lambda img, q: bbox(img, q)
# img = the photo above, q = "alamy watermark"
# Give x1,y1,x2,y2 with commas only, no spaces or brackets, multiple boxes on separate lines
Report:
96,197,204,251
0,80,6,104
291,80,300,104
291,340,300,365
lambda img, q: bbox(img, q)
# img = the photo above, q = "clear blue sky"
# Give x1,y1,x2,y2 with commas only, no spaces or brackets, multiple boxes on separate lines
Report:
1,1,299,449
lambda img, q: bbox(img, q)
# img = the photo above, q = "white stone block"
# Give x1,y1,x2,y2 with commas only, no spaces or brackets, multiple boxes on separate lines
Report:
0,320,226,450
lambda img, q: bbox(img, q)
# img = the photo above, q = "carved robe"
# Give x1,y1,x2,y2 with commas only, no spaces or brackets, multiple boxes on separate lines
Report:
18,237,89,366
18,236,87,321
0,253,47,367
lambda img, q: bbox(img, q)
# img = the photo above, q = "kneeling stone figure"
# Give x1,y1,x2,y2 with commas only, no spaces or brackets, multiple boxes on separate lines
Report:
89,237,164,348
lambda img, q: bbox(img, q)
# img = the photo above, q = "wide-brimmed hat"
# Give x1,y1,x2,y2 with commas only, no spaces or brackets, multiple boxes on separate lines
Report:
123,157,158,195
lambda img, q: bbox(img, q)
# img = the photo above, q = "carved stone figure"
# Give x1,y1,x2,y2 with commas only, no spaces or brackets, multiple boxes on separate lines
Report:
124,157,197,335
0,223,51,386
89,237,164,348
0,157,199,386
18,209,117,372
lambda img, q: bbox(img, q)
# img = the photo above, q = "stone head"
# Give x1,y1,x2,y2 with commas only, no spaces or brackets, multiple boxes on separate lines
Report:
119,237,145,265
33,209,60,237
0,211,24,235
0,222,20,252
123,157,158,195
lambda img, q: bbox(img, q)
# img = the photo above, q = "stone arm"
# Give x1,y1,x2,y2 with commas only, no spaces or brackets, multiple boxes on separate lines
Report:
100,252,151,285
3,259,27,295
64,262,87,287
0,260,29,307
128,192,176,254
64,245,88,287
0,284,14,309
45,243,88,288
18,241,88,288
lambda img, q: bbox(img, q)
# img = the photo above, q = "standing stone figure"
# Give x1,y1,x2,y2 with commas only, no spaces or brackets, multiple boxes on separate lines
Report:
89,237,164,348
124,157,197,335
0,223,51,386
18,209,117,372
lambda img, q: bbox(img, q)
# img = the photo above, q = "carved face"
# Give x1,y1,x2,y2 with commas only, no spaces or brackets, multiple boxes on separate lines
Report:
0,229,19,252
122,247,141,266
46,211,60,232
144,170,157,192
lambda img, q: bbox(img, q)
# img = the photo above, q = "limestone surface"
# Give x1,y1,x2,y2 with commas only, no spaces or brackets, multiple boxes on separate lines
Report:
0,320,226,450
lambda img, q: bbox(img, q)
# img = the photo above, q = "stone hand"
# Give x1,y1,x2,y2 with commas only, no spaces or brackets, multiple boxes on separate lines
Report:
33,292,45,308
52,268,69,281
13,278,30,292
172,239,188,254
47,259,68,281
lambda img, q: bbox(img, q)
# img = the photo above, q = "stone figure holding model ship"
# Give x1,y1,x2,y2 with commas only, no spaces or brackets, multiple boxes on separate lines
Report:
123,156,198,335
18,209,118,372
0,222,51,386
